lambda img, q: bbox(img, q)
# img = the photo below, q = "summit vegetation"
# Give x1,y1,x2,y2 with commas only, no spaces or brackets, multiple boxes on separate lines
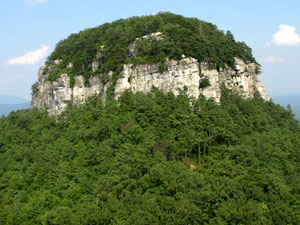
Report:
43,12,257,86
1,88,300,224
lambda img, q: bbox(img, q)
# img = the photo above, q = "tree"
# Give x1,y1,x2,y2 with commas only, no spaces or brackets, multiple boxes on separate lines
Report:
226,30,235,41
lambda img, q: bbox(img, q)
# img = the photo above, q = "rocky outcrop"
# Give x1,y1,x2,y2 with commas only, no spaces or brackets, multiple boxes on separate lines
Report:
31,67,111,115
200,58,270,102
115,57,269,102
31,57,269,115
115,57,201,99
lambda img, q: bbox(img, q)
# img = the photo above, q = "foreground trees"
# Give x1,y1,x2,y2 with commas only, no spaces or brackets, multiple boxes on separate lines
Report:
0,89,300,224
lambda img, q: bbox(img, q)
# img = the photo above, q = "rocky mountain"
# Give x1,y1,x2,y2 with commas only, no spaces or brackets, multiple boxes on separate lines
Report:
30,13,269,115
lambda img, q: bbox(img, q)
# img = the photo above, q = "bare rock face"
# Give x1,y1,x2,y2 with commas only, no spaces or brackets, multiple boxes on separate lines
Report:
31,67,111,115
115,57,201,99
31,57,269,115
199,58,270,102
31,67,72,115
115,57,269,102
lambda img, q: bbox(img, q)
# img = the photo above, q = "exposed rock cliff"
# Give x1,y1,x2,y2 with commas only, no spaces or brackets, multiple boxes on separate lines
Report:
31,14,270,115
31,66,111,115
31,57,269,115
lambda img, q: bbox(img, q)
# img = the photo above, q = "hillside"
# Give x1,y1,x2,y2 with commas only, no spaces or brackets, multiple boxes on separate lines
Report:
1,89,300,224
31,13,268,115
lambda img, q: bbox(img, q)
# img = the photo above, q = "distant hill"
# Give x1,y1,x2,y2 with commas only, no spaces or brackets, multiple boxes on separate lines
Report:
0,95,29,104
0,95,30,116
0,103,30,117
272,95,300,121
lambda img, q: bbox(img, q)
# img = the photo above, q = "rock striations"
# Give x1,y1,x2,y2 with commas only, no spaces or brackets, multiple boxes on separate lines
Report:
31,55,269,116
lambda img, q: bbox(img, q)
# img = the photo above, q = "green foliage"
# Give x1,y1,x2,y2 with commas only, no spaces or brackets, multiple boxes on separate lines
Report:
1,89,300,224
44,12,257,88
31,82,38,95
199,77,210,89
226,30,235,41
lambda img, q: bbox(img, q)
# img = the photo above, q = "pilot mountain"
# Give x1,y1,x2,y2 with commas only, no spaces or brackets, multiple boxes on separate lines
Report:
31,13,269,115
1,13,300,225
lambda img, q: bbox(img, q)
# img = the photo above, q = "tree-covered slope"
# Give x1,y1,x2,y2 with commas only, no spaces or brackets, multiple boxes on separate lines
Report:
1,89,300,224
43,12,257,86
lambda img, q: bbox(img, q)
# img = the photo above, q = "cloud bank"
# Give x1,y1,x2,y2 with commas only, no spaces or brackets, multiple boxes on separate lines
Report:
25,0,47,6
263,56,284,63
7,45,50,65
273,24,300,46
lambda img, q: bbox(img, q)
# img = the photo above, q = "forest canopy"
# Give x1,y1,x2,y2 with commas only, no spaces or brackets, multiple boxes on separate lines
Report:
1,89,300,224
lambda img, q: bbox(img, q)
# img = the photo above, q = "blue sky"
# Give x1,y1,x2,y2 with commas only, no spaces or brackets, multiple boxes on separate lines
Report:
1,0,300,100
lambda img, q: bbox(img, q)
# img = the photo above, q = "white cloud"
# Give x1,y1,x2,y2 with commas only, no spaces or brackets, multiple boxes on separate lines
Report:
263,56,285,63
7,45,50,65
273,24,300,46
25,0,47,6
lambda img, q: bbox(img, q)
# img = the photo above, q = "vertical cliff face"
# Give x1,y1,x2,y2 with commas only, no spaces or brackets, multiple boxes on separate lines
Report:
115,57,269,102
31,57,269,115
200,58,269,102
31,65,111,115
115,57,200,99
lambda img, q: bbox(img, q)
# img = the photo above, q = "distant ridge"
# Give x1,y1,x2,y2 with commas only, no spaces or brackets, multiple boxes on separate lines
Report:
0,95,30,116
0,95,30,104
0,103,30,117
272,95,300,121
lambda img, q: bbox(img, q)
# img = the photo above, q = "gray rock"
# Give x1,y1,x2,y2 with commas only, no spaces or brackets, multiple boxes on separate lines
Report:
91,61,100,72
115,57,269,102
31,57,269,115
66,63,73,69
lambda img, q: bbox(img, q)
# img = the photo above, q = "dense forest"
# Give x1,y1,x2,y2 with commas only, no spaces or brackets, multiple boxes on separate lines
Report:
42,12,257,87
1,88,300,224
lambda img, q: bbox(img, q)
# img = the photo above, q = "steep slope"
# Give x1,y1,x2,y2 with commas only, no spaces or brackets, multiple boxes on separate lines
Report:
31,13,269,115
